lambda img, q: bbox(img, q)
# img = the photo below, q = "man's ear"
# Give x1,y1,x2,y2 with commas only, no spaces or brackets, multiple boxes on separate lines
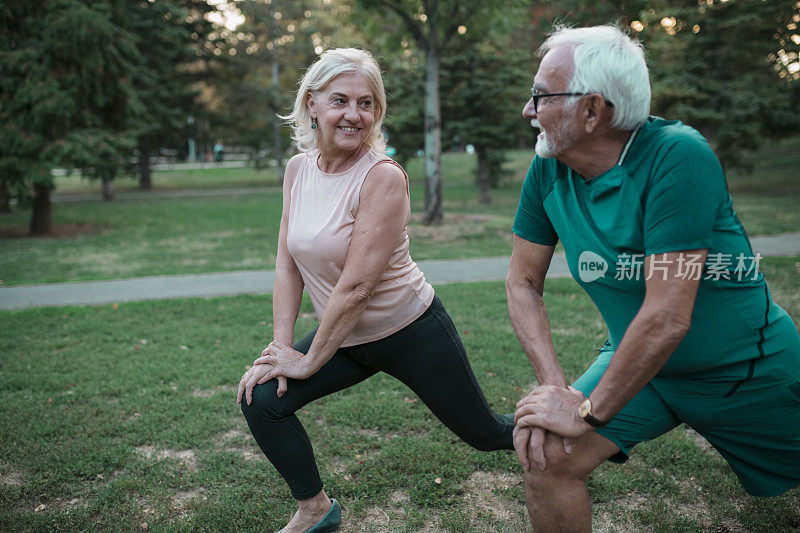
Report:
582,94,608,134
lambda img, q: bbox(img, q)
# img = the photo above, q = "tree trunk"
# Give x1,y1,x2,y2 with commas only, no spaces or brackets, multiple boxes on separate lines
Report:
0,177,10,213
138,136,152,190
422,45,443,226
102,177,115,200
476,146,491,205
30,183,53,235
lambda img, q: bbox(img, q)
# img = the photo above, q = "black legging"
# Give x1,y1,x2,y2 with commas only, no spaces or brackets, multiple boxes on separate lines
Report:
240,296,515,500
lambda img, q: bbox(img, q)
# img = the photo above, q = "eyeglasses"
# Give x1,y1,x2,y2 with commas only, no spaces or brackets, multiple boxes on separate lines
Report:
530,89,614,113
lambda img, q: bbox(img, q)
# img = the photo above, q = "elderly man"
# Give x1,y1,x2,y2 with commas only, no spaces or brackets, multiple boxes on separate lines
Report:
507,25,800,532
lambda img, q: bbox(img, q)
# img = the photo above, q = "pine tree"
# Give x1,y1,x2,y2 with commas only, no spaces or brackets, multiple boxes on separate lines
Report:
0,0,140,233
355,0,514,225
641,0,800,171
125,0,217,189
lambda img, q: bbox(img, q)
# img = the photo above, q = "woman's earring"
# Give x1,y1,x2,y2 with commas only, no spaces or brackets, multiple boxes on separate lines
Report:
311,118,317,130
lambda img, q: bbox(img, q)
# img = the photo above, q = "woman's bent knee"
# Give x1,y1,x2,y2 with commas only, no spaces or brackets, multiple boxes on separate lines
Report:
240,380,285,421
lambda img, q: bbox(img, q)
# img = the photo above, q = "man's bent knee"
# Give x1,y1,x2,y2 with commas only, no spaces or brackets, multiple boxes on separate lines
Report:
530,445,588,481
523,432,614,487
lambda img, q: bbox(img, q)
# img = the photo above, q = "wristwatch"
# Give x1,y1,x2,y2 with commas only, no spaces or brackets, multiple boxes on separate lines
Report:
578,398,607,428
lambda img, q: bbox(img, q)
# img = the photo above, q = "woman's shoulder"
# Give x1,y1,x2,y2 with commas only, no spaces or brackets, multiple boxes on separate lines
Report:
361,154,407,206
284,152,315,186
287,152,314,172
364,151,405,182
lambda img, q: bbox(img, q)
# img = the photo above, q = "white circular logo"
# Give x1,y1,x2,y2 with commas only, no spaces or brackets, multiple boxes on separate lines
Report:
578,251,608,282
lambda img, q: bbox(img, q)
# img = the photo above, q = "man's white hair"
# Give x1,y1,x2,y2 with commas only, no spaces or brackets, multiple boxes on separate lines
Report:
540,25,650,131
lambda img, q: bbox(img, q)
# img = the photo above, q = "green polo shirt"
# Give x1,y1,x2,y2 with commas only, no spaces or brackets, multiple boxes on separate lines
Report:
513,116,791,378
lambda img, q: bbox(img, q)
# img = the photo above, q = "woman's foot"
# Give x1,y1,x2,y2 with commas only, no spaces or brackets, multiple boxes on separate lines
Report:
279,491,340,532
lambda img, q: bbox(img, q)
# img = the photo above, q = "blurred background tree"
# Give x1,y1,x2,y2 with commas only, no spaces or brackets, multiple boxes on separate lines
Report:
640,0,800,171
354,0,514,225
212,1,312,181
440,25,530,205
1,0,798,234
0,0,142,233
128,0,219,190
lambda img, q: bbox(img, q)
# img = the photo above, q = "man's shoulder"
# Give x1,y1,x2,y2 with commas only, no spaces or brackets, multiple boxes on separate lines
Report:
631,117,725,187
637,116,712,155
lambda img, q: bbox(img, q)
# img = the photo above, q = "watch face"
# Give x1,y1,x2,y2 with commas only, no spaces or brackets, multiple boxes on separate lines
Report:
578,399,591,418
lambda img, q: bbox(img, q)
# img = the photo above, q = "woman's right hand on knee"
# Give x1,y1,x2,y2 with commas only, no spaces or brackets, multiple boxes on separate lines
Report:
236,363,288,405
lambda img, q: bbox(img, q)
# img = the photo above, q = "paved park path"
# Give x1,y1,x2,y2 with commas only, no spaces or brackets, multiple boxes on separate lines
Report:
2,233,800,311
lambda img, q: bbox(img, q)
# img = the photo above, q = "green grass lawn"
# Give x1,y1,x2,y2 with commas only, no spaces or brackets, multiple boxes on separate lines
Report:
52,164,283,194
1,255,799,532
0,195,284,286
1,140,799,286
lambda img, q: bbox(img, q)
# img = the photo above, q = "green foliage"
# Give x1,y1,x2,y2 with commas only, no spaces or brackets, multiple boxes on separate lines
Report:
211,1,349,157
441,42,525,152
125,0,219,163
524,0,647,48
440,38,531,191
383,55,426,165
640,0,800,171
357,0,519,53
0,0,219,228
0,0,141,190
49,130,136,183
495,0,799,172
353,0,521,221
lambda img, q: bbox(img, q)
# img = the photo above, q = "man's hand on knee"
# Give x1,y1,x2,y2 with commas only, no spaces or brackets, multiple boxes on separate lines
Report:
515,385,590,439
513,425,533,470
514,425,575,471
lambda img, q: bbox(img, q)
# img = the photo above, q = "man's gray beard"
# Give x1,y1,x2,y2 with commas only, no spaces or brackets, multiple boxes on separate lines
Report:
534,117,578,159
535,132,556,158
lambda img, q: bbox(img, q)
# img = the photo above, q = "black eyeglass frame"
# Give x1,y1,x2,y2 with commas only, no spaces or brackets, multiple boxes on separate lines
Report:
530,90,614,113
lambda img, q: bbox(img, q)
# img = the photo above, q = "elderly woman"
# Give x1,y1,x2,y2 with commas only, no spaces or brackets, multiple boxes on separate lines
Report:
236,48,514,533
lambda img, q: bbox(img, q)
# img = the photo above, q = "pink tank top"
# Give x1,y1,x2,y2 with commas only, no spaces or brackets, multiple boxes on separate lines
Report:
286,148,435,347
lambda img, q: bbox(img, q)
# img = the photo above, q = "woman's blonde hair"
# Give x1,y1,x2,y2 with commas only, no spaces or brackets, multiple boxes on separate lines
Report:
281,48,387,153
